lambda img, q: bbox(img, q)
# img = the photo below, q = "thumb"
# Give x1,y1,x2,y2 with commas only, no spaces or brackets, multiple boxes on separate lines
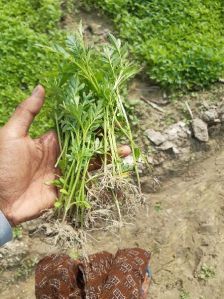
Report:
5,85,45,137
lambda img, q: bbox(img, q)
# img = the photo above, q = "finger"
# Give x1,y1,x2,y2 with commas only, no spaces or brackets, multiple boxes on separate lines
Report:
88,145,131,171
13,175,58,225
5,85,45,137
38,131,60,169
117,145,131,157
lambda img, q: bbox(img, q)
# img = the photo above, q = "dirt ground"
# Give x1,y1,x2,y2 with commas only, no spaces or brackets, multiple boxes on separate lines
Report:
1,146,224,299
1,8,224,299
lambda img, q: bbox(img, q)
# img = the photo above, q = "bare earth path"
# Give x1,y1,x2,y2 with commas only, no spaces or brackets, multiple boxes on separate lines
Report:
1,148,224,298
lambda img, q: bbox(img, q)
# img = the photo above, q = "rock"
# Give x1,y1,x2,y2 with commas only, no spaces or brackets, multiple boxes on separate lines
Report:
124,154,141,165
202,109,219,124
123,155,146,175
157,141,180,155
192,118,209,142
165,127,179,141
208,123,222,138
172,146,180,154
146,121,191,156
123,155,134,168
158,141,175,151
145,129,167,145
217,102,224,122
147,156,154,165
165,121,191,141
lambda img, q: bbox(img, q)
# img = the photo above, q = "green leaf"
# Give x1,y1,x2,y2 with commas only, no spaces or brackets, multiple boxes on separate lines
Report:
60,189,69,195
54,201,63,209
134,147,141,160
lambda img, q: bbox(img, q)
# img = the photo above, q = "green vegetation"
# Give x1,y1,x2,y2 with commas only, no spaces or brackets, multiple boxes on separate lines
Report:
197,264,216,281
85,0,224,90
49,31,140,226
0,0,68,135
2,1,224,139
12,227,23,239
154,201,162,212
2,1,224,227
1,1,140,226
180,290,190,299
2,0,224,138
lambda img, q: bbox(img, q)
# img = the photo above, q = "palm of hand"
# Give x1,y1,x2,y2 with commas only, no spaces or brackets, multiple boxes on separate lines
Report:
0,86,59,225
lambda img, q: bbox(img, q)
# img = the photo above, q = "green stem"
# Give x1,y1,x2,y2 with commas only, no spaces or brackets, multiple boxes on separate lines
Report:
116,93,141,191
55,132,69,168
55,113,62,152
62,158,82,222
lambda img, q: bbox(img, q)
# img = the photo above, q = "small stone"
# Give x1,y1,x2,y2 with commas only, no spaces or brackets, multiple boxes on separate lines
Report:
166,127,179,141
165,121,190,141
145,129,167,145
172,147,180,154
158,141,174,151
192,118,209,142
202,109,219,124
123,155,134,167
147,156,154,165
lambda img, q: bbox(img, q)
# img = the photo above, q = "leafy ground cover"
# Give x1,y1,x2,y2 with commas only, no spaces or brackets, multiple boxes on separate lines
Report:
0,0,70,135
2,0,224,138
84,0,224,90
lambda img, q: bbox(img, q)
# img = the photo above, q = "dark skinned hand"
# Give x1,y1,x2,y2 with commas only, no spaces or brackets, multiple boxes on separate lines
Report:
0,85,131,226
0,86,59,225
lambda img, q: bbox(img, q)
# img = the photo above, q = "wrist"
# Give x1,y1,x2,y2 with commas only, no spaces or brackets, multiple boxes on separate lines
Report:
0,203,15,227
0,210,13,246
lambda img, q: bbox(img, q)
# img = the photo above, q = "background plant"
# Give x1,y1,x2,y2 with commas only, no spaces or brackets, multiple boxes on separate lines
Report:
180,289,190,299
0,0,74,136
197,264,216,281
48,30,140,227
83,0,224,90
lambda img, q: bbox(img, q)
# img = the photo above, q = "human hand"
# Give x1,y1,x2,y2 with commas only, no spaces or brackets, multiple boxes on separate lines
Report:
0,85,131,226
0,85,59,225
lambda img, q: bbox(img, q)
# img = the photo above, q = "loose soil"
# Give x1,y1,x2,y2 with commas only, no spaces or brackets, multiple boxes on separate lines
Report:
1,146,224,298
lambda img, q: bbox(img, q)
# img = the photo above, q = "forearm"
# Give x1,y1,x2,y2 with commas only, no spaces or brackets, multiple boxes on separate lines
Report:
0,210,12,246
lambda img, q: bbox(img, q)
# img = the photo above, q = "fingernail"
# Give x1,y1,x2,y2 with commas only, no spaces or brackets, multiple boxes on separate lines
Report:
32,85,41,97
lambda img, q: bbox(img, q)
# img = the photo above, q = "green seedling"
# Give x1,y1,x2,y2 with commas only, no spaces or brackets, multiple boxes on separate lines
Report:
12,227,23,239
154,202,162,212
197,264,216,281
180,289,190,299
47,27,141,227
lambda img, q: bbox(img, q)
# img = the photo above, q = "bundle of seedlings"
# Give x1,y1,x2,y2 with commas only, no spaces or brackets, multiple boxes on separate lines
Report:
47,28,142,229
